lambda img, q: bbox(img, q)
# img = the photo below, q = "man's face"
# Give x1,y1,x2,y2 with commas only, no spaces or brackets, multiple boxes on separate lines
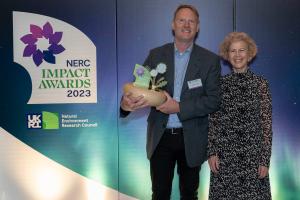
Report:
172,8,199,44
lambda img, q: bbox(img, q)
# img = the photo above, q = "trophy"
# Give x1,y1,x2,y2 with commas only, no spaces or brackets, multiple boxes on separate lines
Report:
123,63,167,107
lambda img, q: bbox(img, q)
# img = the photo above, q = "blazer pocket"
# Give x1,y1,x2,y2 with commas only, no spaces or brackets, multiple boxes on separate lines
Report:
187,86,205,98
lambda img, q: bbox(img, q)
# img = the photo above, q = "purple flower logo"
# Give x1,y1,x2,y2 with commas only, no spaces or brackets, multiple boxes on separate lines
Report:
20,22,65,66
136,67,145,77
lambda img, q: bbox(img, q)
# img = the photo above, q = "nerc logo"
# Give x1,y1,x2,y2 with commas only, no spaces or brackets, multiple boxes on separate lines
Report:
13,11,97,104
20,22,65,66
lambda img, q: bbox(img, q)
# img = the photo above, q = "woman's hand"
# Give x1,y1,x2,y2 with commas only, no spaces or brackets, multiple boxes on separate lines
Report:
208,155,219,174
258,165,269,179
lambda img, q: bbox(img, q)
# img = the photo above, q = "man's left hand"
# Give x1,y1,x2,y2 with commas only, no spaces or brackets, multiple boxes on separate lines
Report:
156,91,180,114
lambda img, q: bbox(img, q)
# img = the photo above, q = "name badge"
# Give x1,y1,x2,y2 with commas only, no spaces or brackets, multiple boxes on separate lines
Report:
187,79,202,89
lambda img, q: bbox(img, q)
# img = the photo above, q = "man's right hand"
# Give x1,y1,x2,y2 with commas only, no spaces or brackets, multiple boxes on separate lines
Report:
120,92,149,111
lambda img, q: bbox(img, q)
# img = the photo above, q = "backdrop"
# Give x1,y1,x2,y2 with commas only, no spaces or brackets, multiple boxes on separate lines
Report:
0,0,299,199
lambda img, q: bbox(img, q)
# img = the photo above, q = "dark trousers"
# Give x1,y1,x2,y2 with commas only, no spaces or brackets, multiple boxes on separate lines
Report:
150,131,200,200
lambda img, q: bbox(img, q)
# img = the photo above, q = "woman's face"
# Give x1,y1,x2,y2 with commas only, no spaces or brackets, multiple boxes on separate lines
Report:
228,40,251,73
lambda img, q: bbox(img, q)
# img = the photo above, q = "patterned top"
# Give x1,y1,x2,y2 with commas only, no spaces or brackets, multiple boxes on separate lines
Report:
208,69,272,200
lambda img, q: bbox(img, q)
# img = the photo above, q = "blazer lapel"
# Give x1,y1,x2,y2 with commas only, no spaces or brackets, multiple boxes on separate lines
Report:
181,46,202,95
163,44,174,96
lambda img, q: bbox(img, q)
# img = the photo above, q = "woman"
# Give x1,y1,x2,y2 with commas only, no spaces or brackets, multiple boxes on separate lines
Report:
207,32,272,200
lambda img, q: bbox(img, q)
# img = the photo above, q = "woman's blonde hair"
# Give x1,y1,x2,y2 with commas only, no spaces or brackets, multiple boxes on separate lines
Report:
219,32,257,61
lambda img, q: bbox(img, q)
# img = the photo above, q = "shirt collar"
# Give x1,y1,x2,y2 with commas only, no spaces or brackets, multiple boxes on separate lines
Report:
174,43,193,55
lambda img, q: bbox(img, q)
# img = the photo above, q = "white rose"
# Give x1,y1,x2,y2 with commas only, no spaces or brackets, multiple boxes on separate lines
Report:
156,63,166,74
150,69,158,77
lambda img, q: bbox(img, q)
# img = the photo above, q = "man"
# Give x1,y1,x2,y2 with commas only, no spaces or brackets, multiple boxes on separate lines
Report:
120,4,220,200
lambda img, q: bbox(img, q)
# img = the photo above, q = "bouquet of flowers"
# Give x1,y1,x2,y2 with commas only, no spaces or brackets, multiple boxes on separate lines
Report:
123,63,168,106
